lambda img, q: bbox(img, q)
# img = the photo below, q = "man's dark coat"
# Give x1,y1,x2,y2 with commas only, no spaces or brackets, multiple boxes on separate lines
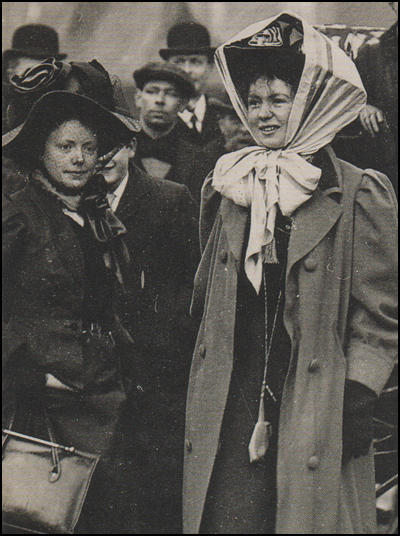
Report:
115,163,200,533
176,96,224,147
355,22,398,193
135,125,223,206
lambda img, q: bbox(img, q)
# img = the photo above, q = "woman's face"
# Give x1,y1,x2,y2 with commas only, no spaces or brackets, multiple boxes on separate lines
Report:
41,119,99,192
247,76,294,149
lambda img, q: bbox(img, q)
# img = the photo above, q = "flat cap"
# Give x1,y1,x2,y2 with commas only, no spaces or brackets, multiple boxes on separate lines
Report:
133,62,195,99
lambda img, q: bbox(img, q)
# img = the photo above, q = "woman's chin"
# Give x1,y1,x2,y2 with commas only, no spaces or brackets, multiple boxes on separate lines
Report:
258,134,285,149
249,128,285,149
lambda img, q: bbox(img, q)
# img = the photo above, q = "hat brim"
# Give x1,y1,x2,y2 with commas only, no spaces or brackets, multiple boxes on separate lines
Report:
134,68,195,98
159,46,215,61
2,91,140,158
3,49,67,63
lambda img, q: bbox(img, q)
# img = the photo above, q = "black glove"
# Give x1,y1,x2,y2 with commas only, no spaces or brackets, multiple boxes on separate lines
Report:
342,379,377,464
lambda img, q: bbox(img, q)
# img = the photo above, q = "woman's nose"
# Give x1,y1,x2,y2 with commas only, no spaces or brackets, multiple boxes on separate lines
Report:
71,147,84,164
258,102,273,120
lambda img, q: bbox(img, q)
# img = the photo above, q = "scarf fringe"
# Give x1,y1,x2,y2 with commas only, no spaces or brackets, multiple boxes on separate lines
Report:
262,239,279,264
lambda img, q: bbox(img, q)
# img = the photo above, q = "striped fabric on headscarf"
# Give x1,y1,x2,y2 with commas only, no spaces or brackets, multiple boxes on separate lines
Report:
211,11,366,293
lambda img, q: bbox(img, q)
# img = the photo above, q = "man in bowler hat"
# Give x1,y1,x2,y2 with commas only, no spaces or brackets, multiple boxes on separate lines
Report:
2,24,67,130
3,24,67,83
160,21,224,146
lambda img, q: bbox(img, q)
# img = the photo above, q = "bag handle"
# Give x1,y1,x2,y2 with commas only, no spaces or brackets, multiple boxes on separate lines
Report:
2,403,72,483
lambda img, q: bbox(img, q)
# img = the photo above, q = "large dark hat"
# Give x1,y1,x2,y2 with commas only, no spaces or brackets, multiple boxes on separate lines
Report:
159,22,215,60
133,62,195,98
3,24,67,64
2,91,137,166
2,58,141,167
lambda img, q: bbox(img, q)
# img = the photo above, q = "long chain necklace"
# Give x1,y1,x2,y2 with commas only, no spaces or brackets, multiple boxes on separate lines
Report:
248,265,285,463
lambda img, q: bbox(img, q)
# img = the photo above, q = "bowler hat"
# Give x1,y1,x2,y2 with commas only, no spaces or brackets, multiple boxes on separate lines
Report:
4,57,140,149
159,22,215,60
133,62,195,98
3,24,67,64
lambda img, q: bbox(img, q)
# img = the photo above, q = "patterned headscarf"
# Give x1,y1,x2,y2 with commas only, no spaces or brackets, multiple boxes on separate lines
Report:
212,12,366,293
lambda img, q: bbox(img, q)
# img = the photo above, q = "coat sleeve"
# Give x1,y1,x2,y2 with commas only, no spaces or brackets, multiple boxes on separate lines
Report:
199,170,221,253
2,196,28,322
175,184,201,314
345,170,398,395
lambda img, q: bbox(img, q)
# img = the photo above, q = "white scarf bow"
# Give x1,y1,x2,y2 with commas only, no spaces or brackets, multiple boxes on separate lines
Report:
212,11,367,293
212,146,321,293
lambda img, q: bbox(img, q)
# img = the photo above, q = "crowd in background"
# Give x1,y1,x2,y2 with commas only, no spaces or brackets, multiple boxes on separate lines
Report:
2,5,398,535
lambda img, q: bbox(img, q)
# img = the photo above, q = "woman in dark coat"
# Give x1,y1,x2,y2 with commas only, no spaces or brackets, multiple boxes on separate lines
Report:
183,12,398,534
2,88,140,533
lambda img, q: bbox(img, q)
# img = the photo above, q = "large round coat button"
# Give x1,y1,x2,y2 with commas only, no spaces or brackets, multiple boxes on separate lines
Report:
307,456,320,470
185,439,193,453
219,249,228,263
199,344,206,359
304,258,318,272
308,359,320,373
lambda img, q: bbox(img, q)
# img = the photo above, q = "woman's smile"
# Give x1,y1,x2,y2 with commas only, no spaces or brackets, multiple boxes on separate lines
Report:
247,77,294,149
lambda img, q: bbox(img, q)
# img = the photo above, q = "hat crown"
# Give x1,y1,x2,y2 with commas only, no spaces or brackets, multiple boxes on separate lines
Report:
133,61,195,97
167,22,211,50
11,24,60,55
69,60,115,110
6,58,135,132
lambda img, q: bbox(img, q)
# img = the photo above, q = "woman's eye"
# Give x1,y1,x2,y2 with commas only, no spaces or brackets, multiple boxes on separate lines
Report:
59,144,72,151
273,98,289,105
248,99,260,107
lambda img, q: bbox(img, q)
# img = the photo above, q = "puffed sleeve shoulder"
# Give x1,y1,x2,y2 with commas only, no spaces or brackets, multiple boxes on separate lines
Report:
346,169,398,395
199,171,222,253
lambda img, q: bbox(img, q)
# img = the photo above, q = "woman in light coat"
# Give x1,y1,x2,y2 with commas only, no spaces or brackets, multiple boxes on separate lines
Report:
183,12,398,534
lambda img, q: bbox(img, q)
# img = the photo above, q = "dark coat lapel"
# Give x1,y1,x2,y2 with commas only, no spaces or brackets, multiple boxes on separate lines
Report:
116,163,156,249
201,97,221,144
116,164,152,218
28,183,84,285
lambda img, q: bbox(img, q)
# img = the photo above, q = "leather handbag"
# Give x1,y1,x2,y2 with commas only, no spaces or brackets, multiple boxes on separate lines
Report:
2,409,100,534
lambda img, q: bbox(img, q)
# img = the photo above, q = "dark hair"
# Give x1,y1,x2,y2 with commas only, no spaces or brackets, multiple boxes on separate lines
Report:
226,49,305,105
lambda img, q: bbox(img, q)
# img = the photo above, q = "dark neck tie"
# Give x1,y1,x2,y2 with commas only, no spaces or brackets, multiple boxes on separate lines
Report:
79,173,130,289
190,112,199,133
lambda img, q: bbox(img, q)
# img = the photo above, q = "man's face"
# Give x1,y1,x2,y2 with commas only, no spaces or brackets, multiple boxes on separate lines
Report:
136,80,186,130
218,113,253,152
6,55,41,82
168,54,210,94
41,119,98,193
102,141,136,190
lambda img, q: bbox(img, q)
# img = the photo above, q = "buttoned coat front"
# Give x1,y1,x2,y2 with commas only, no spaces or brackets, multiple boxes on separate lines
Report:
183,148,398,534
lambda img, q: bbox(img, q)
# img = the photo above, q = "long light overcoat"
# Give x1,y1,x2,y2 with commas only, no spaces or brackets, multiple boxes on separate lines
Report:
183,147,398,534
